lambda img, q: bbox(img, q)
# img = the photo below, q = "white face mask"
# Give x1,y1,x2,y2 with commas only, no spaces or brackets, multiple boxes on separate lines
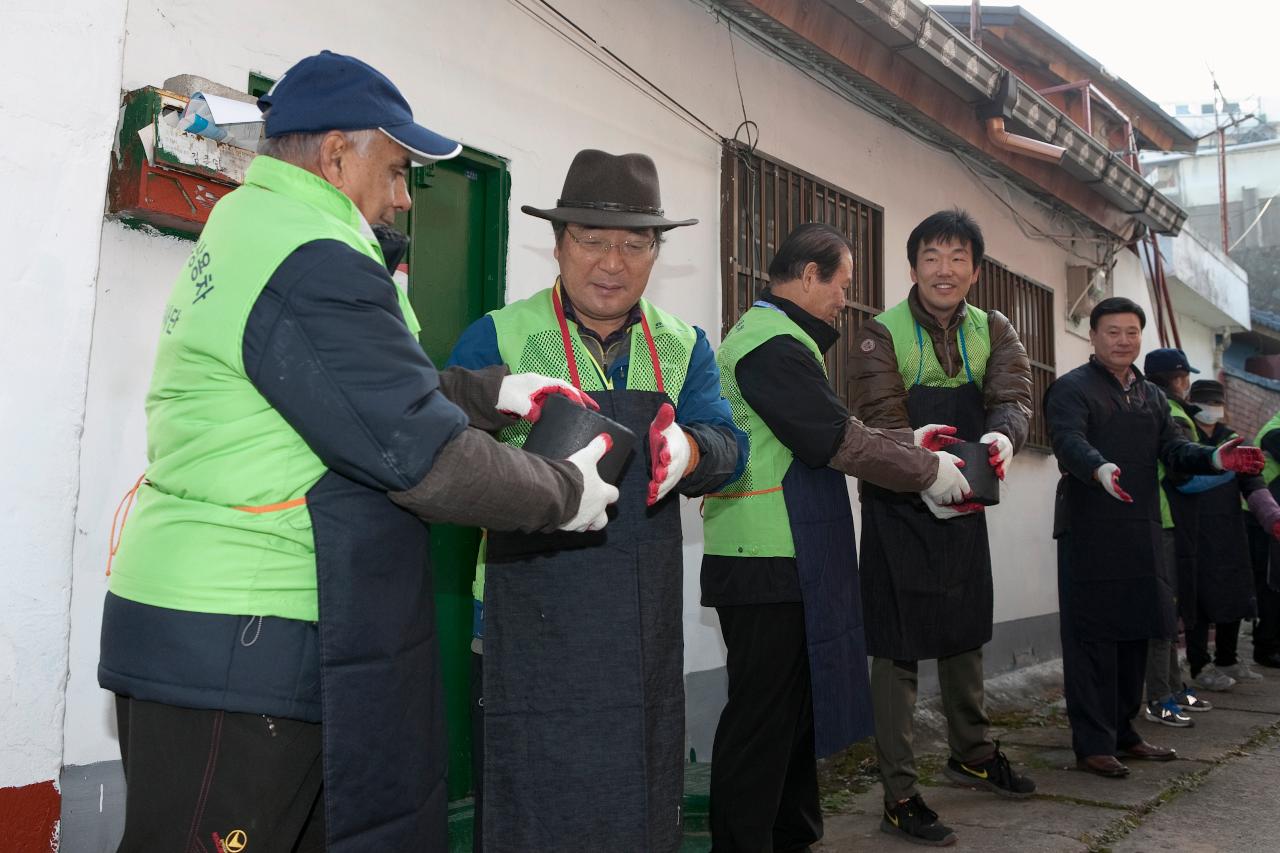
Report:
1195,405,1224,425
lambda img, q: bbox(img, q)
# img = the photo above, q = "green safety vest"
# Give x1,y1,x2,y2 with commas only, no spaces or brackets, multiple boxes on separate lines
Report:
109,155,422,621
473,284,696,599
872,299,990,390
703,305,824,558
1157,398,1199,528
1257,410,1280,485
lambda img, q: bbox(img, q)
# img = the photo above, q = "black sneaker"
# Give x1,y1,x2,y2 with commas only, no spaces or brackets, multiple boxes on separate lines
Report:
943,743,1036,798
880,794,958,846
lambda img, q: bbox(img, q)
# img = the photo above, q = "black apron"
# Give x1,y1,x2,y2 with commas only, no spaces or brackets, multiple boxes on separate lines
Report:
1192,475,1257,624
861,374,993,662
782,459,875,758
1057,405,1175,642
308,470,447,852
483,388,685,853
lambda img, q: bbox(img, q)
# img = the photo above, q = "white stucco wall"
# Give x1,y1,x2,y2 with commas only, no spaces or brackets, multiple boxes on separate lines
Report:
62,0,1168,765
0,0,129,789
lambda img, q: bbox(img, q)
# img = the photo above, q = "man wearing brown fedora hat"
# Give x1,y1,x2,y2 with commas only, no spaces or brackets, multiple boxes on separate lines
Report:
450,148,747,852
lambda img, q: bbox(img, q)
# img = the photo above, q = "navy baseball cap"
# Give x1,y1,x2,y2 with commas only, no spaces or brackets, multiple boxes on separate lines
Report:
257,50,461,163
1143,347,1200,375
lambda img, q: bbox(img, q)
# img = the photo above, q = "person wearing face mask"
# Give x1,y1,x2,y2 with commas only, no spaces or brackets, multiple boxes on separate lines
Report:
1182,380,1280,690
1044,299,1266,779
701,223,972,852
1141,348,1211,727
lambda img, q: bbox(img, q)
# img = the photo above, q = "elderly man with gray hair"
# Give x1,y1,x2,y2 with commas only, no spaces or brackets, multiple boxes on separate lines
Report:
99,51,616,853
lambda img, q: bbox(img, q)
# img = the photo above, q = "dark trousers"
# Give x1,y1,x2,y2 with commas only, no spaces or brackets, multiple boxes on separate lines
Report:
871,650,993,803
1247,521,1280,658
1060,620,1148,758
114,695,324,853
1187,619,1241,674
710,603,820,853
471,651,485,853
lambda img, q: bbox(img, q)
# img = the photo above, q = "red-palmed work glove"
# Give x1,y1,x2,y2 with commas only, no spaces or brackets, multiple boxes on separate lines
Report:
646,403,698,506
560,434,620,532
497,373,599,422
980,431,1013,481
913,423,962,452
1094,462,1133,503
1212,437,1265,475
1246,488,1280,541
922,450,972,506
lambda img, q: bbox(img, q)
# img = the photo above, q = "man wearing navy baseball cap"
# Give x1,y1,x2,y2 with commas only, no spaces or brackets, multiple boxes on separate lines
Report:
100,50,619,853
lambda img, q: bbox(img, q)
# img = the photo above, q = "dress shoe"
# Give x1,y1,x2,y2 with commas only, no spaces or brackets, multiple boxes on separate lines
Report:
1255,651,1280,669
1118,741,1177,761
1076,755,1129,777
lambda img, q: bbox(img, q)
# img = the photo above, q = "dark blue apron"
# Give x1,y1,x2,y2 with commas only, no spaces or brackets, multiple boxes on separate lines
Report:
859,320,993,661
308,470,447,852
483,380,685,853
1192,428,1257,623
782,460,875,758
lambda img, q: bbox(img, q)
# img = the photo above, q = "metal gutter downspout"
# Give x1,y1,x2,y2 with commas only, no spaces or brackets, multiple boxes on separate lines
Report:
985,116,1067,164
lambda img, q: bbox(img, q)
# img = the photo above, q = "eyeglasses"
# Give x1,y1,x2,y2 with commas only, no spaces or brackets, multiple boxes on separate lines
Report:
564,227,657,259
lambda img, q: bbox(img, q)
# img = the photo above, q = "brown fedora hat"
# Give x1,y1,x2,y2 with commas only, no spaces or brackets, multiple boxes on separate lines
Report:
521,149,698,230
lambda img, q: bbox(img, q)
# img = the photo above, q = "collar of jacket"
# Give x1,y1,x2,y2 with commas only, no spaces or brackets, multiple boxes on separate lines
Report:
906,284,967,333
244,155,381,256
1088,354,1145,391
759,291,839,354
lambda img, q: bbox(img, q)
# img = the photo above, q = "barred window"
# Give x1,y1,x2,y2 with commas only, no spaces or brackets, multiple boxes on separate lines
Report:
719,142,884,408
967,258,1056,452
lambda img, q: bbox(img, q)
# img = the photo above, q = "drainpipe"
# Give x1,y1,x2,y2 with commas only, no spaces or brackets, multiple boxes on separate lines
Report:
985,117,1066,164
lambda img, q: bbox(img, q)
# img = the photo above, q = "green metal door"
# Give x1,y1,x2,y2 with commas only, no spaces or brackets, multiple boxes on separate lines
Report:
402,148,508,803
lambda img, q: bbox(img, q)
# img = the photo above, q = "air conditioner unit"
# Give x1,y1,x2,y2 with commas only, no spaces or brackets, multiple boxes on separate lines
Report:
1066,265,1109,323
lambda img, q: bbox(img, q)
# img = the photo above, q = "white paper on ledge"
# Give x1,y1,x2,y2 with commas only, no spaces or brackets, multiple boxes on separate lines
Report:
196,92,264,126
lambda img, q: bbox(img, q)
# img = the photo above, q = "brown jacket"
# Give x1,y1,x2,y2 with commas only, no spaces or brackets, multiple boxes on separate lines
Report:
849,287,1033,450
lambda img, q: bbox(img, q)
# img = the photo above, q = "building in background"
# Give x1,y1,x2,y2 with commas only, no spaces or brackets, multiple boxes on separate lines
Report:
3,1,1258,848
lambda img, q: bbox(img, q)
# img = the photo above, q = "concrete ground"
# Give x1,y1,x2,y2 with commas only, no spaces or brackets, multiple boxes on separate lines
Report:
804,630,1280,852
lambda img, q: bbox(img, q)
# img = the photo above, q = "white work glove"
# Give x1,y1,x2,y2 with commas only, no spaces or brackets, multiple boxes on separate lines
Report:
980,431,1014,481
922,450,972,506
560,434,620,532
1094,462,1133,503
913,423,962,451
646,403,694,506
497,373,599,422
921,490,985,520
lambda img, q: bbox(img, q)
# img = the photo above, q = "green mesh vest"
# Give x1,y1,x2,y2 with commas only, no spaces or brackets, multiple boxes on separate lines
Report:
473,284,696,599
873,298,990,390
109,156,422,621
702,305,825,558
1158,398,1199,529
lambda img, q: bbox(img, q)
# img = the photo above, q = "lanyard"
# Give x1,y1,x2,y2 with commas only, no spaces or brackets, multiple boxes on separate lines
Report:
912,321,972,387
552,282,664,394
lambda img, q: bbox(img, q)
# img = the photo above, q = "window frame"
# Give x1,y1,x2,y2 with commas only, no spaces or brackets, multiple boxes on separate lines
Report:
966,256,1057,453
719,141,885,408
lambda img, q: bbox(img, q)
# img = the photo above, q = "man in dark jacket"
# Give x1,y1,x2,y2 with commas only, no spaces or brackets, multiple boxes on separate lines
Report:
702,222,972,853
99,51,618,853
1045,297,1264,779
849,209,1035,846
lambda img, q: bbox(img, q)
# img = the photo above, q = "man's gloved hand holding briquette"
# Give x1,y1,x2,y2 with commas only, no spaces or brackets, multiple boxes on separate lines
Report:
1211,436,1266,475
497,372,600,421
1093,462,1133,503
647,402,699,506
561,434,620,532
921,449,984,520
980,431,1014,480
